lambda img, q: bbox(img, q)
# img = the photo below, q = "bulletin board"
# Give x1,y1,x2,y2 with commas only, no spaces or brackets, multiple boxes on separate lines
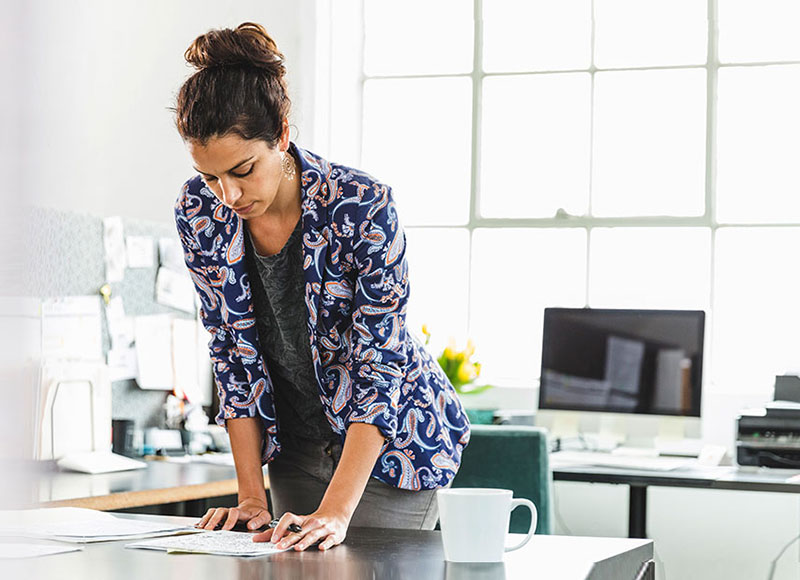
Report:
27,207,203,428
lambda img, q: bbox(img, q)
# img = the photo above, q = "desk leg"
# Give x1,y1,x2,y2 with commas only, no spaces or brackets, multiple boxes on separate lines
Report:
628,486,648,538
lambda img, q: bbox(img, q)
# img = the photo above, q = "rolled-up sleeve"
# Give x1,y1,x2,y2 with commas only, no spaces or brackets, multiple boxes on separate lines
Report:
345,182,409,441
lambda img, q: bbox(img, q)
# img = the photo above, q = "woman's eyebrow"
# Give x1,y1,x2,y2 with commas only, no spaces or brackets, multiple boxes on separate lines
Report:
193,156,255,177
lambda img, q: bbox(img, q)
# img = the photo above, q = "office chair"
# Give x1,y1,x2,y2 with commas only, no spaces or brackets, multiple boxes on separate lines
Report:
451,424,553,535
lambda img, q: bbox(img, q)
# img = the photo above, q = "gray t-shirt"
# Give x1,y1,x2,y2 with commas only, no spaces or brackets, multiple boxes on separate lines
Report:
244,219,334,443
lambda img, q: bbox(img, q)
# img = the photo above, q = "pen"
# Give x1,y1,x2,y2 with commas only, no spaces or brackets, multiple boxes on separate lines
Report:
269,519,303,534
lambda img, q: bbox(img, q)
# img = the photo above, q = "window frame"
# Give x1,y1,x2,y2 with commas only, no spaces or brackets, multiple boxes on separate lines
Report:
353,0,800,392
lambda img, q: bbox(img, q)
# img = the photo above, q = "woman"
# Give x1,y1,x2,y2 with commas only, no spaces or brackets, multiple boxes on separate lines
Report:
173,22,470,552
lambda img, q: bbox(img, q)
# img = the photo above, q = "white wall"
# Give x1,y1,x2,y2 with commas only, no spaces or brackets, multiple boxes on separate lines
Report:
22,0,319,224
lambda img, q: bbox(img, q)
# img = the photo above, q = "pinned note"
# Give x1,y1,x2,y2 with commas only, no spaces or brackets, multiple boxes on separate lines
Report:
126,236,154,268
134,315,173,390
41,296,103,362
159,237,186,272
107,346,138,382
103,217,127,282
105,296,134,349
156,267,196,314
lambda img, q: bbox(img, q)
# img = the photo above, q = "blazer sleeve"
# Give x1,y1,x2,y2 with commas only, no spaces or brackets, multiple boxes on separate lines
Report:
345,182,409,441
174,192,265,427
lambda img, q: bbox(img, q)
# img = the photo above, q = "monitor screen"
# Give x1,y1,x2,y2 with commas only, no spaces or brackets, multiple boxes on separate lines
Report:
539,308,705,417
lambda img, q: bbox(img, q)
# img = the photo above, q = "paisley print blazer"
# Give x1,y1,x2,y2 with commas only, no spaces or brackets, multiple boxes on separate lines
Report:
174,143,471,491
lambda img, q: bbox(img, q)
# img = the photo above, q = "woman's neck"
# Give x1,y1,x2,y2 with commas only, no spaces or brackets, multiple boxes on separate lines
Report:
250,151,302,227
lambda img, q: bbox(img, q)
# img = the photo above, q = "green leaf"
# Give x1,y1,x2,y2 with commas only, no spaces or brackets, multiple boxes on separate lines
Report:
456,383,494,396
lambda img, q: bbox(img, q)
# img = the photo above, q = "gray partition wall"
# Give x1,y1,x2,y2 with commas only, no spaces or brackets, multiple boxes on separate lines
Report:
27,206,200,428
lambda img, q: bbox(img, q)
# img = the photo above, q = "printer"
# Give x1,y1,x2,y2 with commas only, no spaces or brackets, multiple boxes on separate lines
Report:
736,375,800,468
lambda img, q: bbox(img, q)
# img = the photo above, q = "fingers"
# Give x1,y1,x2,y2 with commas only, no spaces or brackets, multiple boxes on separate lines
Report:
247,509,272,531
270,512,302,545
221,507,239,531
197,507,230,530
274,516,344,552
319,536,337,551
196,508,215,529
293,526,329,551
251,529,274,543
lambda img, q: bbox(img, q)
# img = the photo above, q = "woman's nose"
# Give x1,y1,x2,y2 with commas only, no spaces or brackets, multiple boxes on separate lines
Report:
219,178,242,207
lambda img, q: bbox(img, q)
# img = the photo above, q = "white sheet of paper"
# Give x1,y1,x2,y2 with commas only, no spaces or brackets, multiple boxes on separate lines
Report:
159,237,186,272
134,315,173,390
0,542,82,559
105,295,134,349
172,318,198,402
127,530,292,557
107,346,139,382
196,317,214,406
41,296,103,362
156,267,196,314
103,216,127,282
0,508,196,543
126,236,154,268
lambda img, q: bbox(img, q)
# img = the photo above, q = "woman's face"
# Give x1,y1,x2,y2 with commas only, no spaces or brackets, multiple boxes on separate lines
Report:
187,133,286,219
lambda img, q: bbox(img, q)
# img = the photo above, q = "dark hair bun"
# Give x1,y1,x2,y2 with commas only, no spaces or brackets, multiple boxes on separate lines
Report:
184,22,285,77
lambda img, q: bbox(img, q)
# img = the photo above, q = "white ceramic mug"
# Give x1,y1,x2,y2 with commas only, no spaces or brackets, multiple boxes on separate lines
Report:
437,488,537,563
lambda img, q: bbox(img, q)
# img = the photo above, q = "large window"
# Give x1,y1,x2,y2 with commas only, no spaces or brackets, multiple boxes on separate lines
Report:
357,0,800,393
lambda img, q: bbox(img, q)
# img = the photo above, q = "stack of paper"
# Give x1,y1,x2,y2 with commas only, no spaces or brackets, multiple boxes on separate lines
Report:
0,507,197,543
0,543,82,559
127,530,292,557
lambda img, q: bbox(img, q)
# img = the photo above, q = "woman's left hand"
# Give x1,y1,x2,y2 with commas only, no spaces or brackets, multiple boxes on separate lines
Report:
252,509,349,551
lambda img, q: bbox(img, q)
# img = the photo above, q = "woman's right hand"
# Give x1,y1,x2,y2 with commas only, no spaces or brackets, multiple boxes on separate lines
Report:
195,497,272,531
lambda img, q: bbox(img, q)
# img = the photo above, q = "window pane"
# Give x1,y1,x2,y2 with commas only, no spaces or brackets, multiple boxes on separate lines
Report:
719,0,800,63
481,74,591,218
717,65,800,223
362,78,472,226
592,69,706,217
594,0,707,68
483,0,591,72
589,228,711,309
404,228,470,355
364,0,473,75
713,228,800,393
470,228,587,385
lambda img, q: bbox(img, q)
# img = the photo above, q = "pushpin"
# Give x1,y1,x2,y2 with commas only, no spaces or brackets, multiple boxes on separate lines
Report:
99,283,112,306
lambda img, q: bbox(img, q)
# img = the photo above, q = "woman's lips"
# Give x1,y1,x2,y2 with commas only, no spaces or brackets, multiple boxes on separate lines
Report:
233,202,254,214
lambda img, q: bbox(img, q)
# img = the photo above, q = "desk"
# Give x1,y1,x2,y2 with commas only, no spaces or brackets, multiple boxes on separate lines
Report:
551,454,800,539
35,461,268,511
2,514,654,580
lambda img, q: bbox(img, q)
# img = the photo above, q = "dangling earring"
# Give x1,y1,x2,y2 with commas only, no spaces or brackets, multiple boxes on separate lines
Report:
281,151,296,181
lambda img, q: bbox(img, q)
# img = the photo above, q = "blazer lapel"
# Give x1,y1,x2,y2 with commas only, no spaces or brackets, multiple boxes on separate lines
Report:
296,144,331,340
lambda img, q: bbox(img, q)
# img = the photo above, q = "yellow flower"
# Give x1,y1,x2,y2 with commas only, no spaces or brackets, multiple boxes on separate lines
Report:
457,361,478,384
421,324,431,345
465,338,476,358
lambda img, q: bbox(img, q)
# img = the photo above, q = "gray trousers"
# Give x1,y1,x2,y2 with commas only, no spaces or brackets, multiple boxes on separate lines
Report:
267,434,441,529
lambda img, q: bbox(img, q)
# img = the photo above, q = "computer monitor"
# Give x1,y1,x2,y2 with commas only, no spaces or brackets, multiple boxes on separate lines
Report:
539,308,705,418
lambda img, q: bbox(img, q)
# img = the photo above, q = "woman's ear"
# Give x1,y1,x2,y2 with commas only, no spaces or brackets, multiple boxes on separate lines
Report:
279,118,291,151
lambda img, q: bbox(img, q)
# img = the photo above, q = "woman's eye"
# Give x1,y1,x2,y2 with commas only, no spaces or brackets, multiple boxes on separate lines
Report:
231,166,254,178
203,175,218,183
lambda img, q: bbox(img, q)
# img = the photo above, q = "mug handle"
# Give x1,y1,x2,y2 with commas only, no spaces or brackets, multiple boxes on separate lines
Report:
504,498,537,553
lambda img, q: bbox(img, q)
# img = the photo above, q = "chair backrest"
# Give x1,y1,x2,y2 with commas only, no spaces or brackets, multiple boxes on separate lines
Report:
451,424,553,535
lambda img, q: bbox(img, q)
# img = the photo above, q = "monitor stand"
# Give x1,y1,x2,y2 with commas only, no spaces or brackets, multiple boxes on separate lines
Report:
654,416,703,457
550,411,580,438
548,412,625,452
